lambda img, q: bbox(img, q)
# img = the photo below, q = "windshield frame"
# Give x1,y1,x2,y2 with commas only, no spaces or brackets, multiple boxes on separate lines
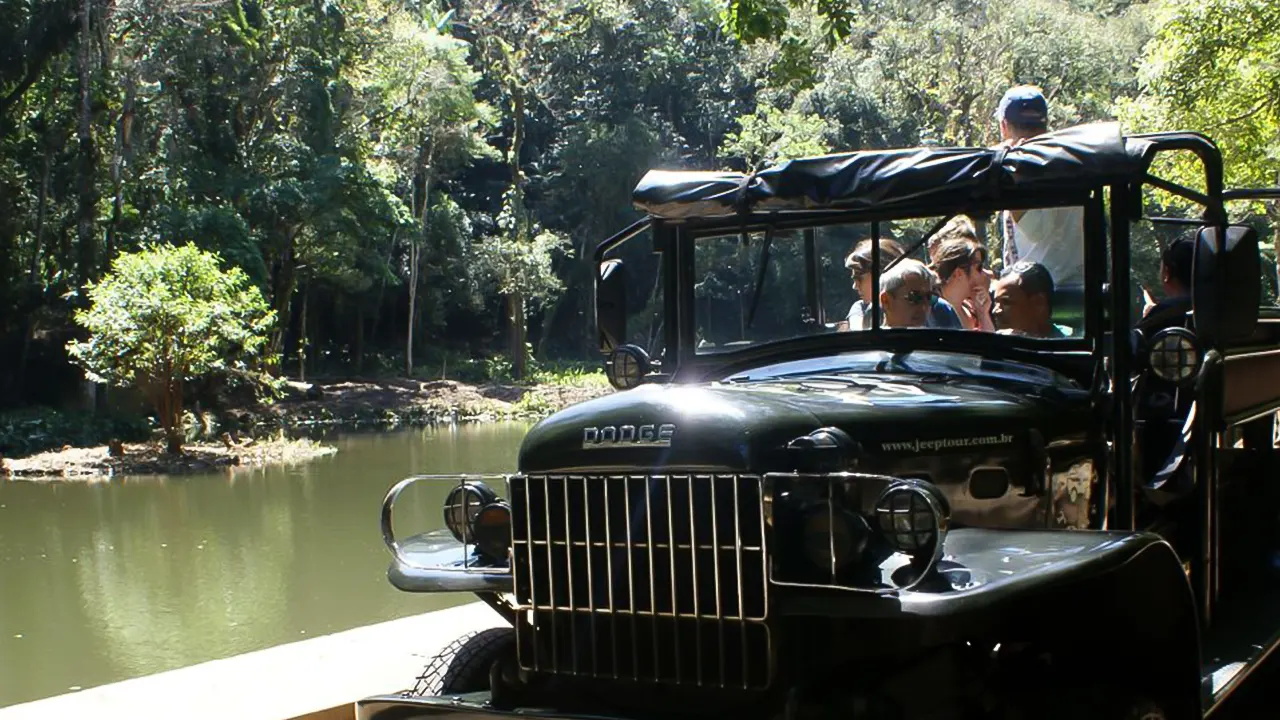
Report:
674,189,1102,377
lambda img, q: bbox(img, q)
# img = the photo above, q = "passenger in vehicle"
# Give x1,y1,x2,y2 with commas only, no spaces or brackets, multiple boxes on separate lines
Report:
992,260,1066,338
845,238,905,329
1138,234,1194,333
880,259,937,329
993,86,1085,290
929,217,997,332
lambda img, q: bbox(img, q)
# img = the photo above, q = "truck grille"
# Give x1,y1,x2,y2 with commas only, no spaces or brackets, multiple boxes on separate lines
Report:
510,474,770,689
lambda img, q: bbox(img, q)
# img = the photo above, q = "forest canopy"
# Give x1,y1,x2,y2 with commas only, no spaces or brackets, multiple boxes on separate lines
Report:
0,0,1274,407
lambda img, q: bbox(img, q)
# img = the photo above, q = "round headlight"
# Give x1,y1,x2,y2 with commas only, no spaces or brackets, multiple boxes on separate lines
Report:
472,501,512,562
874,481,948,565
803,502,869,574
605,344,650,390
1148,328,1200,385
443,481,499,544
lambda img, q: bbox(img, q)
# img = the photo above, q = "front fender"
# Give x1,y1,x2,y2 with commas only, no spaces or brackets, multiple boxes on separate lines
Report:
903,528,1183,615
783,528,1201,719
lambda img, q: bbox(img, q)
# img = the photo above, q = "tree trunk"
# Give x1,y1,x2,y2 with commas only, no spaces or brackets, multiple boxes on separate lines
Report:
508,292,526,380
354,304,365,374
165,377,184,455
105,71,134,263
298,283,308,382
408,148,434,378
268,232,298,369
155,372,184,456
30,148,51,282
75,0,97,288
508,86,527,379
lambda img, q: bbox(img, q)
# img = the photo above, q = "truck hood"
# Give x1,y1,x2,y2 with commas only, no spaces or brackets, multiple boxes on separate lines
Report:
518,375,1090,473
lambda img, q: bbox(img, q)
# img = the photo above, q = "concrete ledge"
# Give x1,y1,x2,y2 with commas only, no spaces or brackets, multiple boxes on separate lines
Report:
0,602,505,720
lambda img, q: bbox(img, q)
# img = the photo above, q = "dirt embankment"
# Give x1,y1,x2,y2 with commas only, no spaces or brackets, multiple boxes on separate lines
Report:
234,377,615,429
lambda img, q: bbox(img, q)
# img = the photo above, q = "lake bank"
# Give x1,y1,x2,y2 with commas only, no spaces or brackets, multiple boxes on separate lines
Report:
2,437,338,480
0,376,612,479
236,376,614,430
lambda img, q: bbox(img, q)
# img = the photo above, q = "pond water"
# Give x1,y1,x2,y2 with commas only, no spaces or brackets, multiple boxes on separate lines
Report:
0,422,532,708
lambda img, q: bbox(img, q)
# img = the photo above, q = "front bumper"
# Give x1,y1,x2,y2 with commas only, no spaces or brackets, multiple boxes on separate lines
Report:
382,475,511,593
357,693,585,720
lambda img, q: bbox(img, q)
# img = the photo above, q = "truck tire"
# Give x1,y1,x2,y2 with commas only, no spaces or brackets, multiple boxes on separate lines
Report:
410,627,515,697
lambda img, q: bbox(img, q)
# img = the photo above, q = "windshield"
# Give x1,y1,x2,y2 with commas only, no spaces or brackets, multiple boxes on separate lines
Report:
724,350,1082,389
692,207,1087,354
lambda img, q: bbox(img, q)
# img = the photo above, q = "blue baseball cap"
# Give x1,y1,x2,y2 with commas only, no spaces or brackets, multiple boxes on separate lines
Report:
996,85,1049,127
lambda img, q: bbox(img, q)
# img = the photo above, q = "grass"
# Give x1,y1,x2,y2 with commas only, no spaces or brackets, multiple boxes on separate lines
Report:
526,362,609,388
406,347,609,388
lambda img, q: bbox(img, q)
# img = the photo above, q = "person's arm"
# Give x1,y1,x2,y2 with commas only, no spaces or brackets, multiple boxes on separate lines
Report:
967,298,996,332
1141,285,1157,318
971,279,996,332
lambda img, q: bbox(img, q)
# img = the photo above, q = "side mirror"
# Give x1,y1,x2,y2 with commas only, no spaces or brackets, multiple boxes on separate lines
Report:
596,258,627,355
1192,224,1260,346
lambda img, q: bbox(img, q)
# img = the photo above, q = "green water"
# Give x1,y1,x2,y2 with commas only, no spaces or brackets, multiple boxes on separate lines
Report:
0,422,531,708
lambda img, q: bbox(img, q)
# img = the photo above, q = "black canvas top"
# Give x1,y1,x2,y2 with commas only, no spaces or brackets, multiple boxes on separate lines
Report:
633,122,1156,219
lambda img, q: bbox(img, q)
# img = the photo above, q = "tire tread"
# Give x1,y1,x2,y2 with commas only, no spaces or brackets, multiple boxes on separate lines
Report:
410,627,515,697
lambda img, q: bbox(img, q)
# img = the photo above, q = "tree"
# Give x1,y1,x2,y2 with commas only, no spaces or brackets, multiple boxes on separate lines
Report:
363,7,494,375
719,99,834,170
466,0,570,379
473,188,573,371
1117,0,1280,281
66,245,275,454
721,0,856,47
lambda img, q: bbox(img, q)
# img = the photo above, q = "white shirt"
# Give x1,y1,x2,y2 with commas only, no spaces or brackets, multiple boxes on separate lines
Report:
1003,206,1085,288
846,300,869,329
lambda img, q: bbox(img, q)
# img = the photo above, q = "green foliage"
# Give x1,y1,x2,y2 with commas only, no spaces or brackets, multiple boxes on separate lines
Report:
721,0,790,44
2,0,1276,406
720,101,835,170
474,189,574,309
722,0,854,47
1119,0,1280,201
527,362,610,388
0,407,151,459
66,245,275,448
68,244,275,387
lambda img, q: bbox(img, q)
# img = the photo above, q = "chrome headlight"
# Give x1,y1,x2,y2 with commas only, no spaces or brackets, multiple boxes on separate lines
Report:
1147,328,1200,386
472,501,512,562
874,480,949,569
443,481,499,544
803,501,870,574
605,344,650,390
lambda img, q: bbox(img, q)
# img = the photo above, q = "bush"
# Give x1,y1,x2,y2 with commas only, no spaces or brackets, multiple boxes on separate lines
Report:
66,244,275,454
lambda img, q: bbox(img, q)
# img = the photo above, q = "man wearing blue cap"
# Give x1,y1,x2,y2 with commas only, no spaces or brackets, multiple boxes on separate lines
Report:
994,85,1084,292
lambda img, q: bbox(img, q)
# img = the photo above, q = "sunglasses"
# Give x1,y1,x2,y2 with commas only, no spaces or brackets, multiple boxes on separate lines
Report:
902,289,934,306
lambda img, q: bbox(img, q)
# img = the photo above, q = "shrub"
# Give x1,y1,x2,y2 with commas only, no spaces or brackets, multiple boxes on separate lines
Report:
67,244,275,454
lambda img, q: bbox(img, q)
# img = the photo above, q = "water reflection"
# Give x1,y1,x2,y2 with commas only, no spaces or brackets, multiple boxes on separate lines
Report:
0,422,531,708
